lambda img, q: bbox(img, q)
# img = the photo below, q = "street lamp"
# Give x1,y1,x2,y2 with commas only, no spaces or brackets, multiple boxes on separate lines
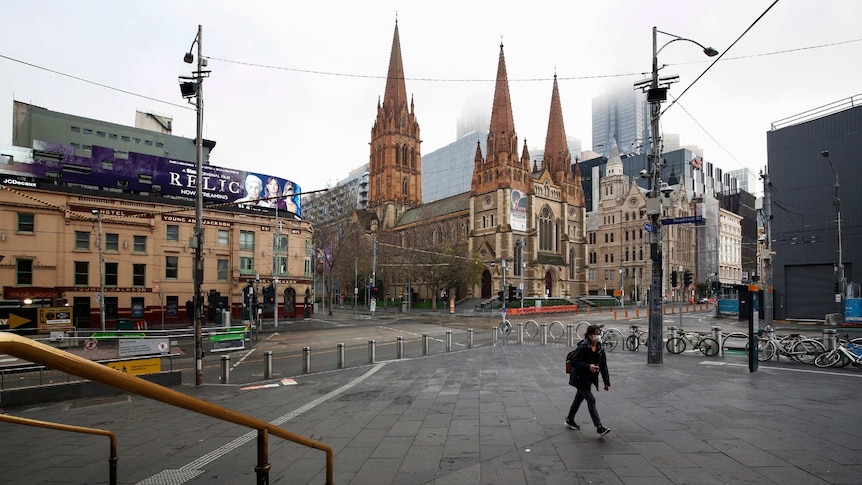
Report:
91,209,106,331
821,150,845,322
180,25,209,386
639,26,718,364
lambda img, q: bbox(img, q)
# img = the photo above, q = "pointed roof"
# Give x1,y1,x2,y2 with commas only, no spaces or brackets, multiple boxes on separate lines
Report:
383,21,408,110
488,43,515,135
543,74,568,174
606,138,624,177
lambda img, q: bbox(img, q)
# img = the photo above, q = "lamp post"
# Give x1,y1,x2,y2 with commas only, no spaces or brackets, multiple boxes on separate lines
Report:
273,206,279,328
821,150,845,322
180,25,208,386
91,209,106,331
640,26,717,364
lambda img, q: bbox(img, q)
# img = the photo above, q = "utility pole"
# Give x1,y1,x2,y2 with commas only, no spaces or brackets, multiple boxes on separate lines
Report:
645,26,666,365
822,151,845,323
762,168,774,328
180,25,209,385
638,26,717,364
92,209,106,331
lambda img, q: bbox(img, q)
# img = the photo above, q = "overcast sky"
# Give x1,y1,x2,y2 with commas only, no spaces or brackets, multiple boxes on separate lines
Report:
2,0,860,195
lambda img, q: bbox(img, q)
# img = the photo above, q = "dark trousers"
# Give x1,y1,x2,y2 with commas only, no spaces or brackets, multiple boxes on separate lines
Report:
567,387,602,427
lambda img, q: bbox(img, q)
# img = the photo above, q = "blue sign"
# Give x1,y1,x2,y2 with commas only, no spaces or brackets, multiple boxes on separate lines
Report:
661,215,703,225
644,223,655,233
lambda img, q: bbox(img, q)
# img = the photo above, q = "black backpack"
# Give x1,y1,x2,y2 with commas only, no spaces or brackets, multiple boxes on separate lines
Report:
565,349,576,374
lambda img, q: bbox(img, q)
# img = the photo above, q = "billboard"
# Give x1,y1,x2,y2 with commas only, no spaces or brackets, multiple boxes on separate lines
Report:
1,142,301,217
510,189,526,231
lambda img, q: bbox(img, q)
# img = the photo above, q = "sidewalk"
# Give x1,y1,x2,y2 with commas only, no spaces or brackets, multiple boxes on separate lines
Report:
2,336,861,484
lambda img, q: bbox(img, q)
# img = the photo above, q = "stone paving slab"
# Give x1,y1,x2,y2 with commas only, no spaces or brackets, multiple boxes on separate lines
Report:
2,343,862,484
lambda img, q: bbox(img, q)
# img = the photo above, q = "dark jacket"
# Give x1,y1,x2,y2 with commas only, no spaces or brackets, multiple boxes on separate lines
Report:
568,338,610,390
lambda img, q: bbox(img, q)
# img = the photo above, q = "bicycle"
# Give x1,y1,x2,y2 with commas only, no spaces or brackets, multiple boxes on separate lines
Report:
814,335,862,368
625,325,648,351
573,321,623,352
666,329,719,356
751,325,825,365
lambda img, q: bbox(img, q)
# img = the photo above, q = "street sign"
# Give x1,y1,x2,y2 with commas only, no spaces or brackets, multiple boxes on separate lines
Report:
644,223,655,233
660,215,703,225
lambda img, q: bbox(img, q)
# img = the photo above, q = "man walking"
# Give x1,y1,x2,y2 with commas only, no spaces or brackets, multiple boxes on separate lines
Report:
565,324,611,436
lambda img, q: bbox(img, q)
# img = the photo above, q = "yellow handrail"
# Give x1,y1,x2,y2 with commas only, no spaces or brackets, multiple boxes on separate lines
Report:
0,333,333,484
0,413,118,485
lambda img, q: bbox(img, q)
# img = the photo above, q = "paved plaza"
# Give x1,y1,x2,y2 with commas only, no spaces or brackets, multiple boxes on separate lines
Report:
2,315,862,484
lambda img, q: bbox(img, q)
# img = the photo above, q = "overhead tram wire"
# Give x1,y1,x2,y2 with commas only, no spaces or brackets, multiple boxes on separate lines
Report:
0,54,193,111
662,0,780,116
2,28,856,112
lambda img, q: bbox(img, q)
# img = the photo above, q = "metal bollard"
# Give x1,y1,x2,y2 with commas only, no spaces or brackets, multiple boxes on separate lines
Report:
567,324,575,347
302,347,311,374
397,336,404,358
540,324,548,345
467,329,474,349
492,327,498,346
220,355,230,384
337,343,345,368
517,323,524,344
446,330,453,352
422,333,429,355
264,351,273,379
823,328,837,350
711,326,722,356
668,326,678,353
368,340,376,364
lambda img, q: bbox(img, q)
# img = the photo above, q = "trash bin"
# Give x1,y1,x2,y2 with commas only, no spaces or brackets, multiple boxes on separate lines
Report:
401,300,407,313
117,318,134,330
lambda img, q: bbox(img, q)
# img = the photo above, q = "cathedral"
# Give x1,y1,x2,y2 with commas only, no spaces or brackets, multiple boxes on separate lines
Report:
363,22,588,302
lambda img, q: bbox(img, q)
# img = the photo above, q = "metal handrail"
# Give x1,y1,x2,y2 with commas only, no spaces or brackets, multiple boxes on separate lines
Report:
0,333,333,484
0,413,118,485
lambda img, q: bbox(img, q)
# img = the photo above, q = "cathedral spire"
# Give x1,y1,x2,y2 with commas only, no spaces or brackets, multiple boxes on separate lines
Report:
543,73,569,181
488,43,515,137
383,21,408,112
368,20,422,221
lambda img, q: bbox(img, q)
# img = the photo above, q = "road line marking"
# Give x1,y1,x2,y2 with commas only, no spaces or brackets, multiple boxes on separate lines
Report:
709,361,862,378
137,362,387,484
231,348,256,369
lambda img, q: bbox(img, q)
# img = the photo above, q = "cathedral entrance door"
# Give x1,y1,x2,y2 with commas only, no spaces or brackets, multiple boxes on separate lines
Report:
481,270,492,299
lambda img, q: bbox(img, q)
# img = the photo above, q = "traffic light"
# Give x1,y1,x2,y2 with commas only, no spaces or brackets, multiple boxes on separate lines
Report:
372,287,379,298
671,271,678,288
835,282,840,293
684,271,692,287
497,290,505,303
508,285,517,301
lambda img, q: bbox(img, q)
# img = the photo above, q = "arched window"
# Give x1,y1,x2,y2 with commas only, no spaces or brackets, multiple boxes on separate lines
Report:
539,206,554,251
490,214,495,227
395,144,401,166
402,177,408,195
482,215,487,228
410,147,416,169
402,145,408,167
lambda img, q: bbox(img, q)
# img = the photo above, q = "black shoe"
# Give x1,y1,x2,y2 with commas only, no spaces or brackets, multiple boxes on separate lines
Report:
565,419,580,430
597,426,611,437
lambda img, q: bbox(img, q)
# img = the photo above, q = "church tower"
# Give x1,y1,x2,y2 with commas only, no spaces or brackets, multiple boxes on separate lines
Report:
368,21,422,229
471,44,531,196
542,74,585,207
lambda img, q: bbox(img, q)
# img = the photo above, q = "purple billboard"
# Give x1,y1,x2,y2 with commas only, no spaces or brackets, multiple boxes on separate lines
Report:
1,141,301,217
